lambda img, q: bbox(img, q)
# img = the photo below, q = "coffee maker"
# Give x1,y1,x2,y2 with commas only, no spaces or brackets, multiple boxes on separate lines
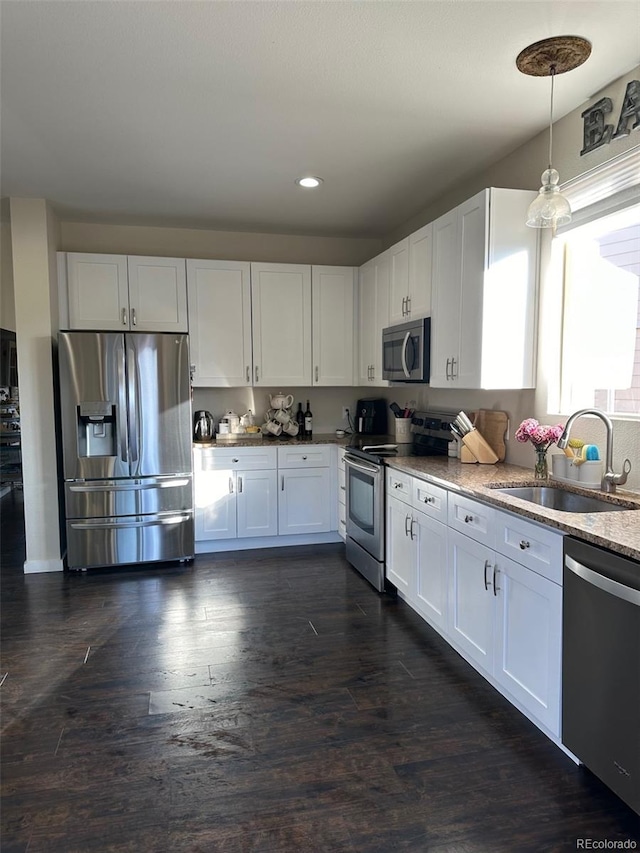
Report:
355,398,387,434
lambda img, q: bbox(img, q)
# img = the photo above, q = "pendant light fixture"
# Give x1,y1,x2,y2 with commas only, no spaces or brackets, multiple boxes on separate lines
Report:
516,35,591,230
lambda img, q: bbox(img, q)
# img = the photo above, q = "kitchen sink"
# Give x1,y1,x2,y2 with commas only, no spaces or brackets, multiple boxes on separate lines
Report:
492,485,638,513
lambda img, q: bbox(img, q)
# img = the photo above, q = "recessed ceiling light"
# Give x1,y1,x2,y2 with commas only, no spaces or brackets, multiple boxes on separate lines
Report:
295,176,323,189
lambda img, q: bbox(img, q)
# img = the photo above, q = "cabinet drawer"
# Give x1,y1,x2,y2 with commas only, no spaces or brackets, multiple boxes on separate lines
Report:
412,478,448,523
338,447,347,470
495,509,563,585
448,493,495,548
196,446,277,471
277,445,331,468
386,468,412,506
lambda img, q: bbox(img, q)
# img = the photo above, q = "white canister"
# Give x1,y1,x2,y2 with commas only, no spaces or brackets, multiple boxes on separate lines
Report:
224,410,241,434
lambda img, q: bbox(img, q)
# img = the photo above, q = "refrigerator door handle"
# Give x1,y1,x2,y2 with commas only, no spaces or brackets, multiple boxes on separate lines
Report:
126,340,139,467
116,335,129,463
70,512,191,530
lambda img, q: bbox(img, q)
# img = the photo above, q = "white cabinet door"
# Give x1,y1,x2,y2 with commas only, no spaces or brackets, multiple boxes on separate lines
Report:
414,510,448,633
494,555,562,735
448,529,494,674
408,222,432,321
278,468,331,535
187,259,252,387
195,469,237,541
311,266,355,386
430,209,459,386
371,251,390,386
385,495,414,596
388,238,410,325
456,192,486,389
358,259,376,384
66,253,129,330
251,263,312,386
237,469,278,538
127,257,188,332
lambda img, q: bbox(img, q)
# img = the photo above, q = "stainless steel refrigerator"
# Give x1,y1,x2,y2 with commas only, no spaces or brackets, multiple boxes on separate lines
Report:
58,331,194,569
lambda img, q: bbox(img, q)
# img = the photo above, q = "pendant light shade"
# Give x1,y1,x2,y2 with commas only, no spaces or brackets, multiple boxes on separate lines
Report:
516,36,592,231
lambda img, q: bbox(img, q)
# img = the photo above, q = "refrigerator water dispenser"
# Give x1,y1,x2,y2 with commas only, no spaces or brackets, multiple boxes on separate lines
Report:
78,402,116,457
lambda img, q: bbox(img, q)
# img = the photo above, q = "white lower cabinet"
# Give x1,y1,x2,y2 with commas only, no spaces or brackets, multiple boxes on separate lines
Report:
277,445,332,535
386,473,563,739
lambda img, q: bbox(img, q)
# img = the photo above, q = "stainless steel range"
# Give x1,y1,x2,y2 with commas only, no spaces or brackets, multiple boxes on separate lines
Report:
344,410,457,592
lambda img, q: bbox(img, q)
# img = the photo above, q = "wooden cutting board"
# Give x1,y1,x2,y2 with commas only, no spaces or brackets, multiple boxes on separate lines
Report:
471,410,509,462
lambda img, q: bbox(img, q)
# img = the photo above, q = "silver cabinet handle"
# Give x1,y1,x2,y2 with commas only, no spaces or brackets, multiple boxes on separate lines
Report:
423,496,434,504
246,366,250,383
255,366,259,383
519,540,530,550
451,357,457,379
190,364,196,382
238,475,243,493
229,476,233,494
406,295,411,314
315,366,319,382
405,514,411,536
232,458,239,463
281,475,285,491
370,366,374,381
131,308,137,326
393,482,401,489
493,567,500,596
401,296,406,316
445,357,451,380
302,455,307,460
122,308,128,326
464,514,473,523
340,485,346,491
410,517,416,540
484,559,491,591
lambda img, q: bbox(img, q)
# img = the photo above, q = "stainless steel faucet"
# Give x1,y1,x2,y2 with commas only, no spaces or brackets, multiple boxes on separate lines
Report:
557,408,632,493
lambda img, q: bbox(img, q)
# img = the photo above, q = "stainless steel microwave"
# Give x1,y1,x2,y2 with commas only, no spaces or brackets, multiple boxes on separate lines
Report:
382,318,430,382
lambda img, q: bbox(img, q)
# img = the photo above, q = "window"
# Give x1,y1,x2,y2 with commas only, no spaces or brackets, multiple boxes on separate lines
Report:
559,204,640,416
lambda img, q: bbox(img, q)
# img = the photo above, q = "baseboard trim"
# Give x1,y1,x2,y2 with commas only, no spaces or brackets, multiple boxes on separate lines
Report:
196,531,342,554
24,558,64,574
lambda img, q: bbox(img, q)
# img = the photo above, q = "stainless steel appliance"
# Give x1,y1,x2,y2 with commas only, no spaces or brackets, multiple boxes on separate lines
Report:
193,410,214,443
562,537,640,814
355,398,387,434
344,409,455,592
382,318,430,382
58,331,194,570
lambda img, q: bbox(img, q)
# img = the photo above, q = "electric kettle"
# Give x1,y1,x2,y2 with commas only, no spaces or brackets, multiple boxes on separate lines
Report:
193,410,214,443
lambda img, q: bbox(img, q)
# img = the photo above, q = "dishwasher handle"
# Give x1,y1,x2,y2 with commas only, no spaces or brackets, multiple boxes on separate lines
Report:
565,555,640,607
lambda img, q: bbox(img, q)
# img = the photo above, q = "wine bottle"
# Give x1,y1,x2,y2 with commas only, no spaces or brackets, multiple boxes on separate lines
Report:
296,402,305,431
304,399,313,438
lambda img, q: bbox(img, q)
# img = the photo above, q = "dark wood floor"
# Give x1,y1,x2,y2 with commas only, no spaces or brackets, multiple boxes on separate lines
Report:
2,490,638,852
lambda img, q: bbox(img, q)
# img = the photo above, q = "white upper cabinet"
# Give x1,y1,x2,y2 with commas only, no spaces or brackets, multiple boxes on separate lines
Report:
430,188,538,389
187,259,252,387
251,263,312,387
358,251,390,386
387,238,410,325
312,266,356,386
388,225,433,326
62,253,187,332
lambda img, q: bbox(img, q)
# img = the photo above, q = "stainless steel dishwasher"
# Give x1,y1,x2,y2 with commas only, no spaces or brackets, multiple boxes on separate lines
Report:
562,536,640,814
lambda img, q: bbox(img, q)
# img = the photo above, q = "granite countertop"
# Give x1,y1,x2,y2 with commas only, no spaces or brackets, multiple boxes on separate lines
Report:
385,457,640,562
194,432,351,449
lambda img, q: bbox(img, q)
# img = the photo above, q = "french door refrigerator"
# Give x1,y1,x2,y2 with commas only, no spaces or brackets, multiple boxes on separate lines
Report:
59,331,194,569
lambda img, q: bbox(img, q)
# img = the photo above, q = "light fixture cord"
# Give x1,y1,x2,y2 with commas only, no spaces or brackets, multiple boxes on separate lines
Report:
548,64,556,170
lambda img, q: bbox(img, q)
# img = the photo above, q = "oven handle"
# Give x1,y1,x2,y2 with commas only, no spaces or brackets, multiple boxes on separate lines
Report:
344,455,381,476
401,331,412,379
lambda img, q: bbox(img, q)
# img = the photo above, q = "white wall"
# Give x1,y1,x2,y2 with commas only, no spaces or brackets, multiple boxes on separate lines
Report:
10,198,62,572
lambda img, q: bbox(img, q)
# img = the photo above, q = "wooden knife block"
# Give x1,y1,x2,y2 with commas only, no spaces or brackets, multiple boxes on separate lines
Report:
461,429,499,464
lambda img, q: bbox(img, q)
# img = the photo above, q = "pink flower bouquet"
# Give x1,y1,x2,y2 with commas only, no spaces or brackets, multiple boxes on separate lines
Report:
515,418,564,451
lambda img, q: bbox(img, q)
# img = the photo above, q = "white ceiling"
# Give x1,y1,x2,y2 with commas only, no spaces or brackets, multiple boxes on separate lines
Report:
1,1,638,238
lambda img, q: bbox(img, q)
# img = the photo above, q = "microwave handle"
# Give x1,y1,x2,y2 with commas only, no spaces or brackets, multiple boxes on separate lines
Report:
401,331,412,379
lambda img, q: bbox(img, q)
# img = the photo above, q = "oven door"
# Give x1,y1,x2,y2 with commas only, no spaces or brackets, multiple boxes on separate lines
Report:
344,454,384,561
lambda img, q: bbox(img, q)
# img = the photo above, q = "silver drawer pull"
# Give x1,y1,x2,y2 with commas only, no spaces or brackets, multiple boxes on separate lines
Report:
483,559,491,591
519,540,530,550
464,514,473,523
423,496,434,504
302,455,307,460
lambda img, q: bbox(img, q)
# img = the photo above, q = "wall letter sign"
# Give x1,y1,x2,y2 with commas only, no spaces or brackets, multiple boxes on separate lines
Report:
581,80,640,156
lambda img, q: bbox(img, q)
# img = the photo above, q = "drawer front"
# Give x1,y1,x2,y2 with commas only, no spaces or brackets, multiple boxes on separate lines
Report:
448,493,495,548
196,446,277,471
338,447,347,470
277,445,331,469
386,468,412,506
495,509,563,585
412,478,448,523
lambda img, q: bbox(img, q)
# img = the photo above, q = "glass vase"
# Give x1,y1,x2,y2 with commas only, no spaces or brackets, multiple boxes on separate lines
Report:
534,447,549,480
